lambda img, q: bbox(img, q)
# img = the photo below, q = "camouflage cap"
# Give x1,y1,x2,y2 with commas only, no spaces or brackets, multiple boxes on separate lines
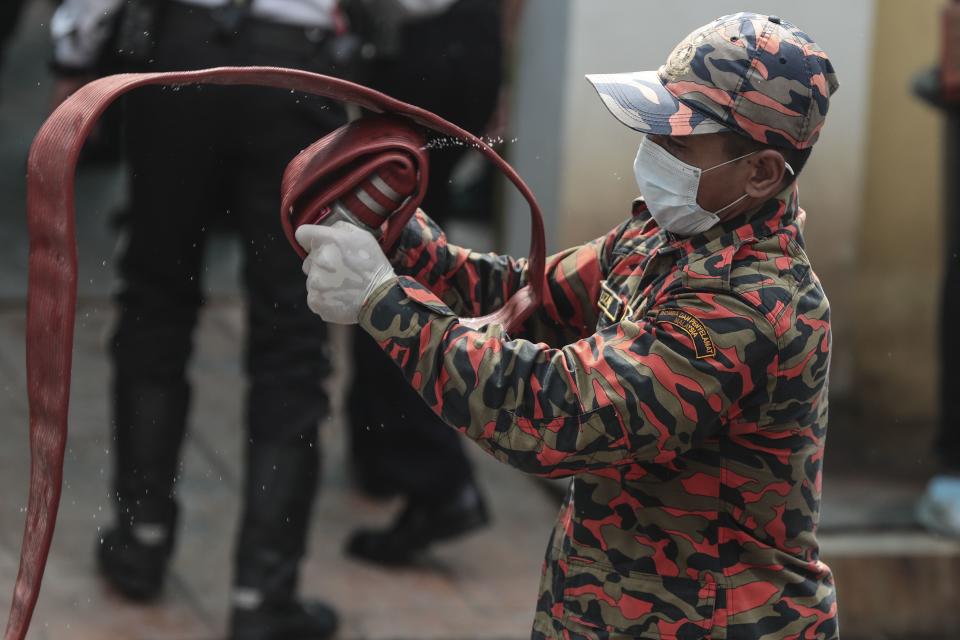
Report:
586,12,839,149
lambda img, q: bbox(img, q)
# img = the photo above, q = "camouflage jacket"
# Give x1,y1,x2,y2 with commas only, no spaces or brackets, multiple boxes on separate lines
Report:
359,186,837,640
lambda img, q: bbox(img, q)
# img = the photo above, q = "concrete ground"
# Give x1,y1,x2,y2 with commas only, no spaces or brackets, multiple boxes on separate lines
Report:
2,2,960,639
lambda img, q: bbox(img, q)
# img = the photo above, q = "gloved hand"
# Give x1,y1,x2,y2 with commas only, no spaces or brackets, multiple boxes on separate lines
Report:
295,221,398,325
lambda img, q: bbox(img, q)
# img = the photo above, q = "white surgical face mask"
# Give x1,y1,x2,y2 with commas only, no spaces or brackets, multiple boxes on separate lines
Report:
632,136,792,236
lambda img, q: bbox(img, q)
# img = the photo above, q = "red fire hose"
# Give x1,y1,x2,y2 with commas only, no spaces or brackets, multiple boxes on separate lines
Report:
8,66,545,640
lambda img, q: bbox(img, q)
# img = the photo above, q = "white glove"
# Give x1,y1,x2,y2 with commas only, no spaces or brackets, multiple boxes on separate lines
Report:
295,221,398,325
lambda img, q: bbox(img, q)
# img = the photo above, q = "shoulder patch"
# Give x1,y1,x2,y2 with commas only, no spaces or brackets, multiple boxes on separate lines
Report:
655,308,717,359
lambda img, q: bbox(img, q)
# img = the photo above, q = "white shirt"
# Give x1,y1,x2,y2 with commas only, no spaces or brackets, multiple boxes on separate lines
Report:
52,0,457,69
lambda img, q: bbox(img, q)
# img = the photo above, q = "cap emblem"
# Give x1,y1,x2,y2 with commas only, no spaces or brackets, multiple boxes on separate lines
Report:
663,40,696,80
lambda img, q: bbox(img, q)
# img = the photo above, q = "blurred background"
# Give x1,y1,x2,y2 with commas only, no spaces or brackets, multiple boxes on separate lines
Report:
1,0,958,638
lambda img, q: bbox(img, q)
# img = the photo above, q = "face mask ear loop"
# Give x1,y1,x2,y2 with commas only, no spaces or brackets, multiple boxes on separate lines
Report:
712,192,750,216
708,153,795,217
706,149,796,179
702,150,756,174
698,151,753,218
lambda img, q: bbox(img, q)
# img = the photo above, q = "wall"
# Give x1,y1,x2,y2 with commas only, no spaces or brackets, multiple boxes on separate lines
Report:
501,0,572,256
853,0,946,469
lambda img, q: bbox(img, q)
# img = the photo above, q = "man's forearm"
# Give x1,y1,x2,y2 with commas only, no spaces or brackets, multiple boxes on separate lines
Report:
390,210,528,317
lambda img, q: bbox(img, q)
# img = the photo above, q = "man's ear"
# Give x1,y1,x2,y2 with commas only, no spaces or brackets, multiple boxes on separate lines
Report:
744,149,787,200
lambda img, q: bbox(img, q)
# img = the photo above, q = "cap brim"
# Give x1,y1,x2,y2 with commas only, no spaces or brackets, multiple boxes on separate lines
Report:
586,70,729,136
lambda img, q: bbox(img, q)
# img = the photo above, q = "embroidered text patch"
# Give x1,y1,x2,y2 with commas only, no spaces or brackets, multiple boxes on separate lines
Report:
655,309,717,359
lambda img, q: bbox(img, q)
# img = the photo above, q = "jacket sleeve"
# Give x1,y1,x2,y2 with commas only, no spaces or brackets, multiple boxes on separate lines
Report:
358,279,778,478
390,209,620,343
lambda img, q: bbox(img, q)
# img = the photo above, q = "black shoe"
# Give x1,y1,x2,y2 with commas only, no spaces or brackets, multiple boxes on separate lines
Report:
96,525,172,601
228,599,338,640
346,483,490,566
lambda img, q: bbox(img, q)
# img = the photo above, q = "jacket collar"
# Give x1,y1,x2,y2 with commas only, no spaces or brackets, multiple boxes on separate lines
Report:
639,183,803,264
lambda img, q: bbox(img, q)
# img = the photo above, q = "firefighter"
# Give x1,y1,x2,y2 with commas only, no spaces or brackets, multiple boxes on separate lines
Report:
297,12,840,639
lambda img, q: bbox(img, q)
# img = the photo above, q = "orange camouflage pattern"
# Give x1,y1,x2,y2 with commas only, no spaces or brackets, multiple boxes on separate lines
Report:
587,13,839,150
358,186,836,639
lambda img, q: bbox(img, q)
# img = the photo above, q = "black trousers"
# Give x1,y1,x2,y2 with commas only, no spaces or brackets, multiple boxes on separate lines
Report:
348,0,503,502
939,115,960,471
0,0,27,69
111,1,347,603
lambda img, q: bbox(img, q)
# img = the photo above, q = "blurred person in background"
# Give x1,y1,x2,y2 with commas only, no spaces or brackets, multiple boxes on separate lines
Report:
343,0,525,566
297,12,841,639
918,187,960,536
50,0,452,638
0,0,29,96
917,221,960,537
914,59,960,539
